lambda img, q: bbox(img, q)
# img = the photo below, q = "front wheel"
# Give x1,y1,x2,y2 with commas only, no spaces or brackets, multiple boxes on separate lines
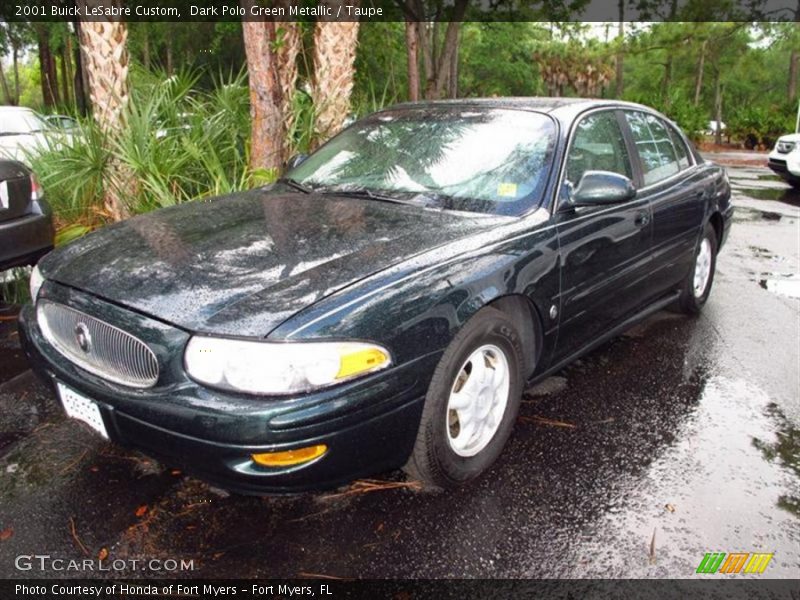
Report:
677,222,718,315
404,307,525,489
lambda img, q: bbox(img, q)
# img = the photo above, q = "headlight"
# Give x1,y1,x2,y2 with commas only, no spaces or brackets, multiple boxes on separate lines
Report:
184,336,391,395
29,265,44,302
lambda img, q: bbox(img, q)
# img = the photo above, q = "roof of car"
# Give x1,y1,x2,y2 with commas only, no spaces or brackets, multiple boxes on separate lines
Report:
385,97,655,121
0,105,36,112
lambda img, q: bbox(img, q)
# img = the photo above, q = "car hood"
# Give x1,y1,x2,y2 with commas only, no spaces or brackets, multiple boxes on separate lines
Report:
40,188,500,336
776,133,800,144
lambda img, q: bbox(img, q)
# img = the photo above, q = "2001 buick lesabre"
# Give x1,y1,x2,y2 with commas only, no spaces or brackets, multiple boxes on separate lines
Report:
19,98,732,493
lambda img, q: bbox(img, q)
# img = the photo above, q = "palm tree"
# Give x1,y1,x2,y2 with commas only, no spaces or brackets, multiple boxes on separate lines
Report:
241,0,301,170
241,19,284,173
76,0,131,220
312,1,360,144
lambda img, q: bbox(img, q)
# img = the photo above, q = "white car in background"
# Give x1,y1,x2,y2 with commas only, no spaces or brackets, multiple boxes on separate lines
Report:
0,106,74,166
768,134,800,188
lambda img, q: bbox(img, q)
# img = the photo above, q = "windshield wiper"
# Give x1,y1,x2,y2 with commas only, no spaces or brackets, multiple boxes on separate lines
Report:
278,177,315,194
324,186,417,206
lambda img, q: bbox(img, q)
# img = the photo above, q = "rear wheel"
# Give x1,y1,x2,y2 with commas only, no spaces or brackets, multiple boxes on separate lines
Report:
405,307,525,489
677,222,718,315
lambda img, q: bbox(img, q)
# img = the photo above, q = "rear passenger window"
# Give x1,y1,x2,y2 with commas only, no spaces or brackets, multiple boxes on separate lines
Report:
666,124,692,169
624,111,680,186
565,111,633,187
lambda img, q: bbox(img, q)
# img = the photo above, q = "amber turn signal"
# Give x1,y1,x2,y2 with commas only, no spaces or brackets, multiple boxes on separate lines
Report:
251,444,328,467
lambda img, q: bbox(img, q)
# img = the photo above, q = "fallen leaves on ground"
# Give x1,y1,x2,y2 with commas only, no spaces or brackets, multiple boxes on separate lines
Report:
518,415,577,429
69,517,89,556
135,505,148,518
297,572,349,580
98,547,108,561
320,478,422,501
0,528,13,541
649,528,657,565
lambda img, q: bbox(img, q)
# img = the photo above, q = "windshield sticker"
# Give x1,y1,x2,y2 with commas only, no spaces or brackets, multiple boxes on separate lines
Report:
497,183,518,197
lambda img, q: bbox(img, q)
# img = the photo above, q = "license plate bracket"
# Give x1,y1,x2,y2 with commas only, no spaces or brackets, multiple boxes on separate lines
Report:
56,382,109,439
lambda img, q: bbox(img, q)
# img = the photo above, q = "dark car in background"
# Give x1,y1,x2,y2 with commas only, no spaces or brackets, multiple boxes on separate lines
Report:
0,159,53,271
18,98,732,494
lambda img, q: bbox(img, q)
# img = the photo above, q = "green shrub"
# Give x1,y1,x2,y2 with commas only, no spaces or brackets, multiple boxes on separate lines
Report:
27,68,254,233
728,104,795,149
624,90,707,143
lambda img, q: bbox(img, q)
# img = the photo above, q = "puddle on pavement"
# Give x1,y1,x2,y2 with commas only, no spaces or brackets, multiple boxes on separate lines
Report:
752,403,800,518
732,184,800,207
733,206,785,222
758,273,800,299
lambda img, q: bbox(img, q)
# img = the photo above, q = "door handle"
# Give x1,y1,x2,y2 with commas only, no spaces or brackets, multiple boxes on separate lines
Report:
634,210,650,227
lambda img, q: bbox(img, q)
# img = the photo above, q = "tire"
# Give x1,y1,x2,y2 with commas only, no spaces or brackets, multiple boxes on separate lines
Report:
404,307,525,489
677,222,718,315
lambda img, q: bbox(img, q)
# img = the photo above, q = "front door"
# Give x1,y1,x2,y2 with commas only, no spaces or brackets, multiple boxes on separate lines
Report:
552,109,653,362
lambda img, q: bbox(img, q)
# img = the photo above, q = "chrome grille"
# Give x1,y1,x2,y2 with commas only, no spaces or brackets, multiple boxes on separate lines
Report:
38,301,159,388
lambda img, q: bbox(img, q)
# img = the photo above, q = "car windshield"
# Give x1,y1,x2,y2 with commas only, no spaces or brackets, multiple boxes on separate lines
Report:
289,107,557,216
0,110,49,135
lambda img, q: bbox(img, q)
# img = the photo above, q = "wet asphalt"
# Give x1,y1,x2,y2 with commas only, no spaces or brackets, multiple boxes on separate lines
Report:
0,162,797,579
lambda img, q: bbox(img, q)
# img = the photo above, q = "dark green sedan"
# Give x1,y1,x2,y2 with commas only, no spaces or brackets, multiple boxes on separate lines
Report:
19,98,732,493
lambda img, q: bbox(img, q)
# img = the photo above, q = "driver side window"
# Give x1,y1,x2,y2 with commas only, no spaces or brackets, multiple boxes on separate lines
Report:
566,111,633,188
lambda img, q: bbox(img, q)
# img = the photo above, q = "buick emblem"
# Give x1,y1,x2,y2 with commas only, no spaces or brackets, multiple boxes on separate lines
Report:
74,323,92,354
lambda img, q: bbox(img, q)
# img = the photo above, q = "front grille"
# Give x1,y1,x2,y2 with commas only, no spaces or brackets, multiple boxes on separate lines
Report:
776,141,795,154
768,158,788,173
38,301,159,388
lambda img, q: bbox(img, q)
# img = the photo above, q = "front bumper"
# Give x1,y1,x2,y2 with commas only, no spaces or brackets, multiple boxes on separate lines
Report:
18,303,438,494
767,150,800,182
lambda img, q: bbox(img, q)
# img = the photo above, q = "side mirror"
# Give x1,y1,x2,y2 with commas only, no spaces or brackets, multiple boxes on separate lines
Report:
570,171,636,207
286,154,308,170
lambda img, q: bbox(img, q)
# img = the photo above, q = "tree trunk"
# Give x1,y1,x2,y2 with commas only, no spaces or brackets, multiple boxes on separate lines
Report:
405,19,420,101
0,61,11,105
60,44,71,108
448,26,459,99
142,27,150,70
312,2,360,144
615,14,624,97
77,0,132,220
166,37,173,75
36,26,58,108
47,39,61,107
12,48,20,105
419,23,434,97
241,19,284,172
714,71,723,146
661,56,673,107
789,47,798,102
413,0,466,100
694,40,706,106
273,14,301,161
73,20,88,116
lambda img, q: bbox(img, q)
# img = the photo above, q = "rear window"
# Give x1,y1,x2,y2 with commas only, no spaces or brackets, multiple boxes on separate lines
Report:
624,111,681,186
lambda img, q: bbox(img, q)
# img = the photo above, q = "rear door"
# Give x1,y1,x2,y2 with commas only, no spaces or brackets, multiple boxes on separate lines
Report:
0,161,32,223
621,111,707,292
553,109,654,361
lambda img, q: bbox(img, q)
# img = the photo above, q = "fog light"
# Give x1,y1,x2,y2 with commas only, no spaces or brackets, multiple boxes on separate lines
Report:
251,444,328,467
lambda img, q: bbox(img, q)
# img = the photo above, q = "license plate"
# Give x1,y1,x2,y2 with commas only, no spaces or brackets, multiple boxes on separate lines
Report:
57,382,109,439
